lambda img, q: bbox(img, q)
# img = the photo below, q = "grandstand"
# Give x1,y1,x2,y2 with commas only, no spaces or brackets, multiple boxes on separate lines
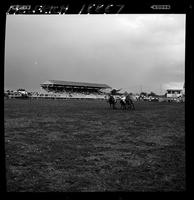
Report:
39,80,111,99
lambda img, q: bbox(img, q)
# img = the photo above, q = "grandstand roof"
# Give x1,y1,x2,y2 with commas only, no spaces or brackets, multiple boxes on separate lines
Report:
41,80,111,89
166,89,182,91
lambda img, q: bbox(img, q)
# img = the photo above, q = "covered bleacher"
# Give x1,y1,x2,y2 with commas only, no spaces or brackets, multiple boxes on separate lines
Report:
36,80,111,100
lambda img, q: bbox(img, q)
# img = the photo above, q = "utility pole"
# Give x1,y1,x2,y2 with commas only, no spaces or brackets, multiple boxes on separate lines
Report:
159,84,162,95
140,85,142,94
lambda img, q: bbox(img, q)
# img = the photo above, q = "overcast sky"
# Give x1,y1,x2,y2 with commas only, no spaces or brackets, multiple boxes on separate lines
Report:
4,14,185,94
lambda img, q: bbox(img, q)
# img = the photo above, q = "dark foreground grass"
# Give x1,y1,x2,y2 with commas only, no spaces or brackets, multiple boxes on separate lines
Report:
4,99,185,192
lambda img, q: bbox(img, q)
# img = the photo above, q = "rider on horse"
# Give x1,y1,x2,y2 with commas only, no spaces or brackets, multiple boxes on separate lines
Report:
108,94,117,109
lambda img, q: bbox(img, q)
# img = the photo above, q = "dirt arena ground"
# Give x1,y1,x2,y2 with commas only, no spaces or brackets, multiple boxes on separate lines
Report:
4,98,185,191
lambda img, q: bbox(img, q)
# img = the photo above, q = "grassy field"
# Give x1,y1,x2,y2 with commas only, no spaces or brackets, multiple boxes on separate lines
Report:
4,98,185,192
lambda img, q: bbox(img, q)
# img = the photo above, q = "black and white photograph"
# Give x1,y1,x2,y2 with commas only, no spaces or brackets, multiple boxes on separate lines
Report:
4,12,186,192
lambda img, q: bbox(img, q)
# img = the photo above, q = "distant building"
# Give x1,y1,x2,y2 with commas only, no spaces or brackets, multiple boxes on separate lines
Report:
166,83,185,98
166,89,183,98
182,82,185,96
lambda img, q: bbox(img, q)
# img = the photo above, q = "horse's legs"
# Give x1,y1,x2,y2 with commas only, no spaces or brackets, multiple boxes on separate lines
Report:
120,103,122,110
132,103,135,110
120,103,123,110
122,101,126,110
128,100,135,110
127,102,130,110
113,103,116,109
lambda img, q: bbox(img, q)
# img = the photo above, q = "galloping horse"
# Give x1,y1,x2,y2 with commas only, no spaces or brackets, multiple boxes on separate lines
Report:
108,95,117,109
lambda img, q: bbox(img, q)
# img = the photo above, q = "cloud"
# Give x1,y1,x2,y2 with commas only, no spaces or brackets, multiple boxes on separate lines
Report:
5,14,185,93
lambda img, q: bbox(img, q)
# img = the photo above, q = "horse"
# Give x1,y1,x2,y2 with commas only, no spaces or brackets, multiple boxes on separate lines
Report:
119,95,135,110
108,95,117,109
119,97,127,110
125,95,135,110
